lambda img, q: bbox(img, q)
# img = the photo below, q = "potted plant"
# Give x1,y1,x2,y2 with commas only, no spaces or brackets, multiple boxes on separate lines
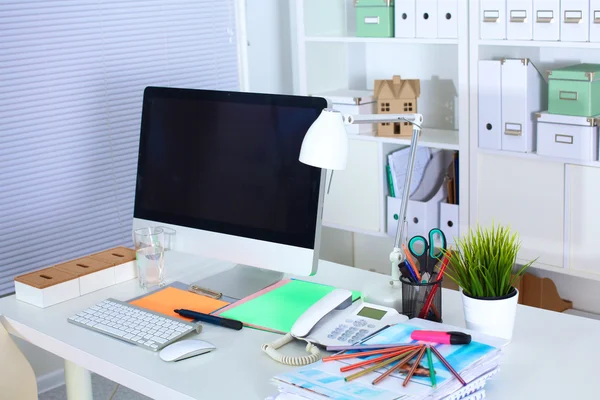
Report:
444,224,535,341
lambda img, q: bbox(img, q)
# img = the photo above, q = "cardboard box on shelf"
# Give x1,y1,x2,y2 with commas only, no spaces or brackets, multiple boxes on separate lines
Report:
374,75,421,138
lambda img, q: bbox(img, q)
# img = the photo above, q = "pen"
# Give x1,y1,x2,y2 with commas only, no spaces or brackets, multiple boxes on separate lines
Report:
174,309,243,331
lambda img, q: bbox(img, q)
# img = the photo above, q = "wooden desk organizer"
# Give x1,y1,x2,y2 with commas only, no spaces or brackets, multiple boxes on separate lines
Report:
14,246,137,308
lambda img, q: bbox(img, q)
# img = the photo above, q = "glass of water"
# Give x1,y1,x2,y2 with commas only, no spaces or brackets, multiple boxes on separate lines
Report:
133,227,165,289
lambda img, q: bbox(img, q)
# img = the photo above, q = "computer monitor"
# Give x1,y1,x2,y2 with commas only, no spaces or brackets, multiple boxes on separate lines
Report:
132,87,328,277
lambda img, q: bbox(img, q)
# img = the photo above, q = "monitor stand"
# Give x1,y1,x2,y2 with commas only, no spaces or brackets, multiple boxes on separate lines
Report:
191,264,284,301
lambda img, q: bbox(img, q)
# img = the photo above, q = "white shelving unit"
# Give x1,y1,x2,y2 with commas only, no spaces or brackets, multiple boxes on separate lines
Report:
294,0,469,239
469,1,600,281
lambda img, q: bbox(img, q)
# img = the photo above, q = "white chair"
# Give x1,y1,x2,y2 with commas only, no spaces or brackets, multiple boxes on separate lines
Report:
0,318,38,400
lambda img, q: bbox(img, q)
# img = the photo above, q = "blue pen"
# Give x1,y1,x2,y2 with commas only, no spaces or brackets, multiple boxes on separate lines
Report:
174,309,243,330
404,260,419,282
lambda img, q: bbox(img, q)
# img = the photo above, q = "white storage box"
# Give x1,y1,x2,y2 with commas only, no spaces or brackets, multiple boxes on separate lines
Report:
439,202,459,245
480,0,507,39
387,197,443,238
437,0,458,38
15,267,80,308
395,0,416,38
533,0,560,41
416,0,438,38
479,60,503,150
91,246,137,284
590,0,600,42
536,112,599,161
55,258,116,295
560,0,589,42
501,58,547,153
506,0,533,40
316,89,375,135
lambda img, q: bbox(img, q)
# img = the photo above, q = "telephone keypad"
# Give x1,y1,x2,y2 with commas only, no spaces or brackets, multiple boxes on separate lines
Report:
331,319,372,342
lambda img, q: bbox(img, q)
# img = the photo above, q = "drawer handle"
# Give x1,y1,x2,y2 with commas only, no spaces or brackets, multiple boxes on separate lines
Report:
483,10,500,23
504,123,522,136
364,16,380,24
536,10,554,23
559,90,578,101
555,134,574,144
510,10,527,23
595,11,600,24
564,10,583,23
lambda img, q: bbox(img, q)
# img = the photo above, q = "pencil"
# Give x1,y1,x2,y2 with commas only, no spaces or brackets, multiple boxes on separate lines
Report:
426,345,437,388
340,346,420,372
402,345,427,387
345,347,421,382
324,346,418,362
430,345,467,386
326,343,417,352
402,244,422,281
372,348,420,385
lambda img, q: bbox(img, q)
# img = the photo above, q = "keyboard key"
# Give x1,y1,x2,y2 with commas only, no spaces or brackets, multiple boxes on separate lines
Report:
95,324,126,337
132,336,141,342
150,344,158,349
144,341,155,346
123,333,134,340
153,337,167,344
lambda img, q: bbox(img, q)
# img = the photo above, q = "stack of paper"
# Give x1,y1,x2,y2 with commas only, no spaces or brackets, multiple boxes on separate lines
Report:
270,319,505,400
387,147,431,198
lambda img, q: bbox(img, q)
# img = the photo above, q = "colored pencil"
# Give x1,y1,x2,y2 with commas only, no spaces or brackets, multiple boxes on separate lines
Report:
326,343,417,352
402,345,427,387
418,252,451,319
402,244,422,281
345,346,422,382
426,345,437,388
324,346,419,362
430,345,467,386
340,346,420,372
372,348,420,385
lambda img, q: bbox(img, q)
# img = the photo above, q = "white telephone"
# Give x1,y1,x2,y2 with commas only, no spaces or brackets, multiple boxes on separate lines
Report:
261,289,408,366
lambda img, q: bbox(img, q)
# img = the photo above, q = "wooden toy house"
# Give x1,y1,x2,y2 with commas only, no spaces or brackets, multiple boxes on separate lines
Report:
374,75,421,137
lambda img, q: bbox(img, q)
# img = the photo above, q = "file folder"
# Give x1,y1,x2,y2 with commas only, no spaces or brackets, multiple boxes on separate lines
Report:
395,0,416,38
501,58,547,153
478,60,502,150
416,0,438,38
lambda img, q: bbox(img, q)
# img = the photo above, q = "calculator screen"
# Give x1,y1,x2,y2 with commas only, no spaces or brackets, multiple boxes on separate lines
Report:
357,307,387,320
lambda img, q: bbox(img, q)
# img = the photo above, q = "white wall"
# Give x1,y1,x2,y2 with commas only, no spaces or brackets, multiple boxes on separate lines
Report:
246,0,294,94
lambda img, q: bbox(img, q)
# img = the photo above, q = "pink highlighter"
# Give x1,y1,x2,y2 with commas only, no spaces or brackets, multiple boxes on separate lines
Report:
410,330,472,345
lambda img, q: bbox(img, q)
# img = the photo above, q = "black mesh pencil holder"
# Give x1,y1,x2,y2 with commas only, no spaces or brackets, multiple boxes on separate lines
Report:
401,276,443,322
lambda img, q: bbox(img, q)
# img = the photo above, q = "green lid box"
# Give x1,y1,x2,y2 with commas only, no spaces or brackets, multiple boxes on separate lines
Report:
355,0,394,38
548,64,600,117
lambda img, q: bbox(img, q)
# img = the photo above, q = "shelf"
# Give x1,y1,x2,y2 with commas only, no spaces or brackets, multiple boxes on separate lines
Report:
478,40,600,49
528,262,600,283
352,129,459,151
478,149,600,168
305,36,458,45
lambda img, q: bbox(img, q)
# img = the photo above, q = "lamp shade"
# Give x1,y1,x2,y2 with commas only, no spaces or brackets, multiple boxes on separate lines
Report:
299,109,348,170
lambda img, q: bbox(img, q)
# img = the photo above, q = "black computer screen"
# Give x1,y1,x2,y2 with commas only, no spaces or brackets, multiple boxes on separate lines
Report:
133,87,326,249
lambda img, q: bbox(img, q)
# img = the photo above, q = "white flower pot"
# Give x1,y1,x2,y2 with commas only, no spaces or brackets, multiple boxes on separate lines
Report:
461,288,519,341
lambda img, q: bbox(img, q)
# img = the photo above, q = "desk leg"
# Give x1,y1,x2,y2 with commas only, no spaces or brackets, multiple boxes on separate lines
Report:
64,360,93,400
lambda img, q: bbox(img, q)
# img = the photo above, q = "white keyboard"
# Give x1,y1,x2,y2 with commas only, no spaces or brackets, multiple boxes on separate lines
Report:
67,298,201,351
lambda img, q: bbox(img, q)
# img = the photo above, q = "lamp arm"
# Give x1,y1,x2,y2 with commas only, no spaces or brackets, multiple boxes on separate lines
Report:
389,123,421,281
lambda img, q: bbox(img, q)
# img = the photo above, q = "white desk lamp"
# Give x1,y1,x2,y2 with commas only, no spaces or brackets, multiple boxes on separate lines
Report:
300,108,423,310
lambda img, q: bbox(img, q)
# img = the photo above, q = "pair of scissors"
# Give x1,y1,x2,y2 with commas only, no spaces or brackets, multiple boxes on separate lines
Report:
408,229,447,275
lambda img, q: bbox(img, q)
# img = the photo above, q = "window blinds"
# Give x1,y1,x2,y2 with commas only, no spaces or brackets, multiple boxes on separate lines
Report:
0,0,240,295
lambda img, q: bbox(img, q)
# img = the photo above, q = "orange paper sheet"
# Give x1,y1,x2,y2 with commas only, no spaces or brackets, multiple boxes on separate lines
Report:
130,287,229,320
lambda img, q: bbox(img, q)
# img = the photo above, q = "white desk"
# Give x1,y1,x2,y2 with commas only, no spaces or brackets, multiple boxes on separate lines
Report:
0,252,596,399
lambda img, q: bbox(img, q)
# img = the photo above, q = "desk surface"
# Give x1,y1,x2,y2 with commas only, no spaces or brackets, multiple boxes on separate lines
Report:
0,252,596,400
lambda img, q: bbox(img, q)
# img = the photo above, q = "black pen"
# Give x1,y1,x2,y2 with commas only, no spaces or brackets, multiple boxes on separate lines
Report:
174,309,243,331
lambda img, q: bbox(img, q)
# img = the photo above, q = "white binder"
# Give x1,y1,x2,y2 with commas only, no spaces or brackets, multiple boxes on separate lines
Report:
506,0,533,40
590,0,600,42
439,202,459,245
533,0,560,41
416,0,438,38
438,0,458,39
501,58,547,153
478,60,502,150
560,0,589,42
480,0,507,39
395,0,416,38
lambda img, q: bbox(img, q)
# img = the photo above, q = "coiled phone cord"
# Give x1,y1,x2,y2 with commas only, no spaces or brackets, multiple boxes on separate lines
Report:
261,333,321,366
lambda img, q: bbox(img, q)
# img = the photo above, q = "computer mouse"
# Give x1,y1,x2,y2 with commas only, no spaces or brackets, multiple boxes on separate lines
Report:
159,339,216,362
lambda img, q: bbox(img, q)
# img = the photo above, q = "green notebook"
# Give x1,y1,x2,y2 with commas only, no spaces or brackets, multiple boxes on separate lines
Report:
215,279,361,333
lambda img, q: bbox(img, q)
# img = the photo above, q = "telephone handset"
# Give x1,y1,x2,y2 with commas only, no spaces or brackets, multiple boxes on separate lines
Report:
261,289,408,366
